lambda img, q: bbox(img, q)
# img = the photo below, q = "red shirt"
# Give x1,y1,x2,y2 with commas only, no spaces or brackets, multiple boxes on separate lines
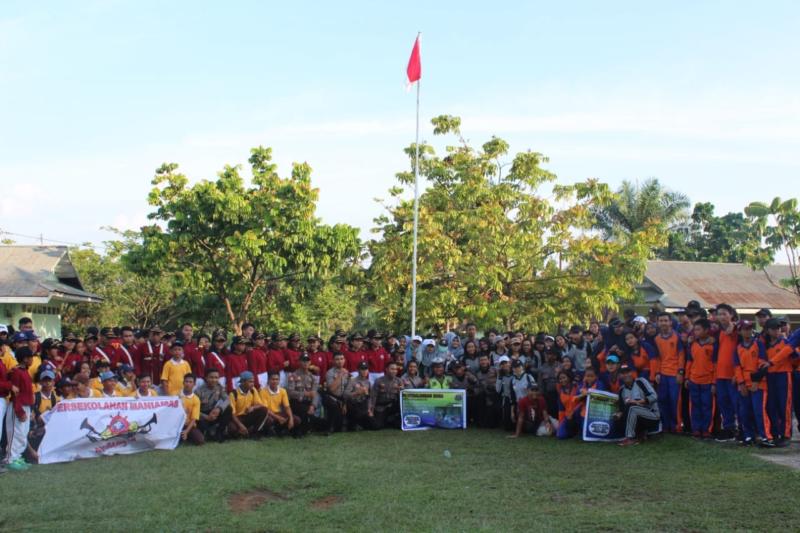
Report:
136,341,166,383
9,366,34,417
283,349,301,372
92,344,117,367
0,360,12,397
113,344,137,370
182,341,205,377
366,347,389,373
343,349,367,372
518,394,548,424
225,352,249,392
206,349,227,375
62,352,84,376
308,350,329,380
248,348,269,388
266,349,286,373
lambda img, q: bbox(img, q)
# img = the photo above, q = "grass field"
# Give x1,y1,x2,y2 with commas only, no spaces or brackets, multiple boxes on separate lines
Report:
4,430,800,532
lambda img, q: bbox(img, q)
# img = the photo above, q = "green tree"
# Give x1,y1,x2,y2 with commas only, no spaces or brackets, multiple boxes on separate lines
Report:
663,202,761,262
367,115,662,333
127,147,361,334
62,233,192,331
592,178,690,242
745,197,800,298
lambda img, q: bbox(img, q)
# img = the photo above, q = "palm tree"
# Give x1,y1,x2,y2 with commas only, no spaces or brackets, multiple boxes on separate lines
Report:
593,178,690,240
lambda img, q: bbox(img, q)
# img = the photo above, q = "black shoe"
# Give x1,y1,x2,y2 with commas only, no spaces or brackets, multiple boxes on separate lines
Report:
740,437,754,447
759,439,777,448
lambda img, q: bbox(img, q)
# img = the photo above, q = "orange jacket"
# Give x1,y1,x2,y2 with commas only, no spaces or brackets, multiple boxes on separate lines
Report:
651,332,685,378
686,339,717,385
734,339,767,389
766,339,794,373
715,326,738,380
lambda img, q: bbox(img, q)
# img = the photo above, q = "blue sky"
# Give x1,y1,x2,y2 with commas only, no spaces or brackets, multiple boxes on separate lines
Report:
1,1,799,249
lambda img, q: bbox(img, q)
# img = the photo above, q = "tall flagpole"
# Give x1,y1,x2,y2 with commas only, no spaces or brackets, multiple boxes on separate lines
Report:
411,33,421,338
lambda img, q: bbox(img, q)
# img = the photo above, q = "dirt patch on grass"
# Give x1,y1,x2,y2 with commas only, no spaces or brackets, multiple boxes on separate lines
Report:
229,489,287,513
311,495,342,510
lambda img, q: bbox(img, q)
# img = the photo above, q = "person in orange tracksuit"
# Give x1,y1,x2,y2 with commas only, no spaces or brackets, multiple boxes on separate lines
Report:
733,320,773,447
763,318,796,445
651,312,685,432
714,304,740,441
556,370,580,439
686,319,717,439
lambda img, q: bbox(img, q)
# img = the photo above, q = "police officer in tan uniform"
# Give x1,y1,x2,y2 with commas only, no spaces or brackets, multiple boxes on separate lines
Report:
286,354,318,435
369,361,403,429
344,361,371,430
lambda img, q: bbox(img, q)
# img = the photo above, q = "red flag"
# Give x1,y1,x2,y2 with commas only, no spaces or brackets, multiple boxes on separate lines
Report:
406,34,421,84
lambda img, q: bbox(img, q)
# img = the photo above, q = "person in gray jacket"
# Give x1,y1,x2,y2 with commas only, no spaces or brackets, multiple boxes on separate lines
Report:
615,364,660,446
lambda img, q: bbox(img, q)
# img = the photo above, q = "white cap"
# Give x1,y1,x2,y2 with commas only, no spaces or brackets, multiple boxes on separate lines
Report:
421,339,435,347
412,335,423,343
633,316,648,325
0,324,7,333
498,355,511,363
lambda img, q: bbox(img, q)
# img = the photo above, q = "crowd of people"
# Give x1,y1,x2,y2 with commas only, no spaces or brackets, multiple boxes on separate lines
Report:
2,300,800,472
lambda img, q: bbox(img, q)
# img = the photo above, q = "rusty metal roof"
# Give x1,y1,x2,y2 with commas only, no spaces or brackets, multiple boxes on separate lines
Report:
0,246,102,304
642,260,800,311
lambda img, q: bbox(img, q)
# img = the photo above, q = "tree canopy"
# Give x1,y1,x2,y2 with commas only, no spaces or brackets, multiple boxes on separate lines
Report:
592,178,690,243
126,147,361,334
662,202,762,263
745,197,800,299
366,115,662,333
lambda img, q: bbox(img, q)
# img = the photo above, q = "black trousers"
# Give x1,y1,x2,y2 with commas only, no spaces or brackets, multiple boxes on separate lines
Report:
290,399,320,435
323,393,346,433
199,406,233,442
371,401,400,430
346,401,371,430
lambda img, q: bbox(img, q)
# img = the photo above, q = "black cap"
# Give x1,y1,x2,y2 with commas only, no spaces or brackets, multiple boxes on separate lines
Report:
149,325,163,334
299,354,310,362
306,334,319,342
619,364,633,373
351,333,364,341
232,336,246,345
84,333,98,341
609,318,623,328
357,361,369,370
254,332,266,340
765,318,782,330
569,325,583,334
213,332,227,341
289,333,301,341
779,316,790,326
755,308,772,318
511,359,523,368
100,327,118,338
686,300,702,310
171,340,184,348
271,332,286,342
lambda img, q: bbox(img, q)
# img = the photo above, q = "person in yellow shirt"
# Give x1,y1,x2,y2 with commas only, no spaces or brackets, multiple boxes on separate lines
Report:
180,374,204,445
29,370,60,458
260,371,298,436
25,331,42,379
228,371,268,438
135,375,159,397
74,374,102,398
117,365,138,396
1,340,17,372
160,342,192,396
90,361,112,393
100,371,120,397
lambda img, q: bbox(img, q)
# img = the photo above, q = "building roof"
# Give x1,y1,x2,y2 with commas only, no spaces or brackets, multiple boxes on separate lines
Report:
640,260,800,313
0,246,102,304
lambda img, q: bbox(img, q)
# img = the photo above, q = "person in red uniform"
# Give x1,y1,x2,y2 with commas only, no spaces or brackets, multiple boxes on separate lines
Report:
365,331,389,384
248,333,270,389
136,326,167,385
112,326,138,371
714,303,739,441
686,318,717,439
91,328,118,368
266,334,287,374
178,323,204,378
283,334,303,373
734,320,773,447
225,336,250,393
344,333,368,375
306,335,329,386
5,347,34,469
651,312,685,433
205,332,228,385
